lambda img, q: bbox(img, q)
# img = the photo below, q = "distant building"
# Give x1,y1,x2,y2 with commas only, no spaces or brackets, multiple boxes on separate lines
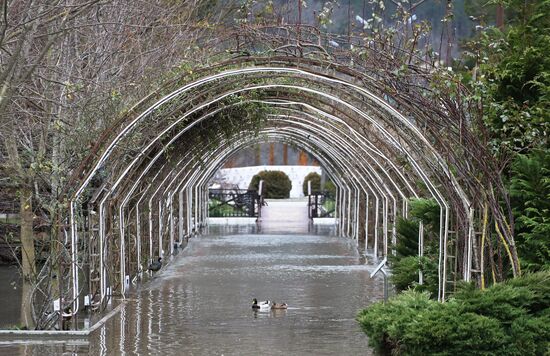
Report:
223,143,319,168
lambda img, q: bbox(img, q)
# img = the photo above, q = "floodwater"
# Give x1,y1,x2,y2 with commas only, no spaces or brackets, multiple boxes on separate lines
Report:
0,265,21,328
0,200,382,355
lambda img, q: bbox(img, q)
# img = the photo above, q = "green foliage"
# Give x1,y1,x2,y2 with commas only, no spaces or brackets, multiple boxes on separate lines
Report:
357,290,436,353
302,172,321,195
324,180,336,196
208,198,240,217
394,217,420,258
508,149,550,271
389,199,440,297
409,198,441,232
358,271,550,355
391,256,439,297
248,170,292,199
322,198,335,214
466,0,550,152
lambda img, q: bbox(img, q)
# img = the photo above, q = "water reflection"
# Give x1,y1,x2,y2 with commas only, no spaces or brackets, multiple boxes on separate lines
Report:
1,225,382,355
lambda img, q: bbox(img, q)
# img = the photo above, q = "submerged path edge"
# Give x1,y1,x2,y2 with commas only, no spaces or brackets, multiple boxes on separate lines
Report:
0,302,125,338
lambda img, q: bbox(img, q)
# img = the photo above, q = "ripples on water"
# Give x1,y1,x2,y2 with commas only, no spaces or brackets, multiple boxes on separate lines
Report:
0,225,383,355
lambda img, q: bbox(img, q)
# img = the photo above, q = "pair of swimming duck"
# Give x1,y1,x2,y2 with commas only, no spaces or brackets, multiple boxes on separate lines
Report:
252,298,288,311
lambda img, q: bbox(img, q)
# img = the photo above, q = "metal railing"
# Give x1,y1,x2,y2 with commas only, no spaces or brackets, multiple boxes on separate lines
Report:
308,190,335,218
208,189,261,217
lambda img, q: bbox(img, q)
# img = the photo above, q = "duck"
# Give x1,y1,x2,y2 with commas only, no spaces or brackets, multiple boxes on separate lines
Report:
251,298,272,311
148,257,162,272
271,302,288,310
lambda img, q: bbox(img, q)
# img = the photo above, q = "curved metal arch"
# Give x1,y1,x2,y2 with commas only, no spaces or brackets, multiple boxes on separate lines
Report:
69,66,474,312
72,66,469,217
266,118,398,251
261,127,388,248
113,99,415,233
121,99,423,260
80,82,452,246
263,101,419,199
188,131,362,236
74,73,459,262
98,120,436,308
124,111,390,239
133,122,370,242
112,99,432,260
182,122,392,248
91,96,444,296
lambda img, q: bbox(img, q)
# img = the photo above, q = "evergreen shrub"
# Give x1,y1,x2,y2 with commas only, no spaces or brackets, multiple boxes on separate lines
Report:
302,172,321,195
248,170,292,199
357,271,550,355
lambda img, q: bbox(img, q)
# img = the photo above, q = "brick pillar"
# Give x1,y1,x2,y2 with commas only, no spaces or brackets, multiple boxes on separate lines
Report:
298,150,308,166
255,144,261,165
269,143,275,165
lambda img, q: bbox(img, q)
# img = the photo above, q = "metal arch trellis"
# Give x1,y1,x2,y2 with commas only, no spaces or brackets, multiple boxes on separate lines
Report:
107,79,456,279
192,124,414,260
51,25,519,327
68,26,513,240
74,71,462,270
109,115,396,276
83,79,452,224
68,79,474,313
70,85,440,314
109,93,436,276
95,93,430,248
89,111,440,308
138,118,436,294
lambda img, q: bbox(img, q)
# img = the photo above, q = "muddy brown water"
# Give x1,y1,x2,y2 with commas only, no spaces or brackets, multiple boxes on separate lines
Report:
0,201,382,355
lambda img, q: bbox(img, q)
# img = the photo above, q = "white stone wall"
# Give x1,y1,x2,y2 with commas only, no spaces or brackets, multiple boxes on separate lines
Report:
214,165,322,198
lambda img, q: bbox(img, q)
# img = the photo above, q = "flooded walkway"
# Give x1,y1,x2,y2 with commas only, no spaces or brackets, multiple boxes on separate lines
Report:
1,201,381,355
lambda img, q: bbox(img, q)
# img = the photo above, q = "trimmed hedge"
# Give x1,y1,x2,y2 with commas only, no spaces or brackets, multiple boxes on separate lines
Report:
357,271,550,355
302,172,321,195
248,170,292,199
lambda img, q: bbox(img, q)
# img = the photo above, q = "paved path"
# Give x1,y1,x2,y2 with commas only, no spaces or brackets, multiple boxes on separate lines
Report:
259,199,311,234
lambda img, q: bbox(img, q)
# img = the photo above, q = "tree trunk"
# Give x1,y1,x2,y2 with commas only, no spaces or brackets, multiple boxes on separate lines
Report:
20,280,34,329
19,187,35,329
496,5,504,30
20,187,35,280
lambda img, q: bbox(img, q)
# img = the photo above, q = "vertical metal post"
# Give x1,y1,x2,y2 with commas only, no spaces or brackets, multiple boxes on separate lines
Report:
391,199,397,255
178,190,184,243
346,187,353,237
158,200,163,258
370,257,388,302
148,200,153,263
419,221,424,285
358,189,362,241
99,202,106,303
136,205,141,274
374,196,379,258
119,207,126,295
365,193,369,250
187,187,192,235
169,194,174,255
383,197,388,257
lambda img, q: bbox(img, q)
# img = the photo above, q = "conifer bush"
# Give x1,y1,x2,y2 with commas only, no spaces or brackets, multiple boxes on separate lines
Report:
357,271,550,355
389,200,440,297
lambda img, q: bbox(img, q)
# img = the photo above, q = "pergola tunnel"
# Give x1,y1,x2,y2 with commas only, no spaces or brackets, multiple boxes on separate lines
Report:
61,56,517,318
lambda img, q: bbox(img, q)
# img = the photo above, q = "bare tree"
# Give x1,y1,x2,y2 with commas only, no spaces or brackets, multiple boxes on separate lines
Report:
0,0,236,329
